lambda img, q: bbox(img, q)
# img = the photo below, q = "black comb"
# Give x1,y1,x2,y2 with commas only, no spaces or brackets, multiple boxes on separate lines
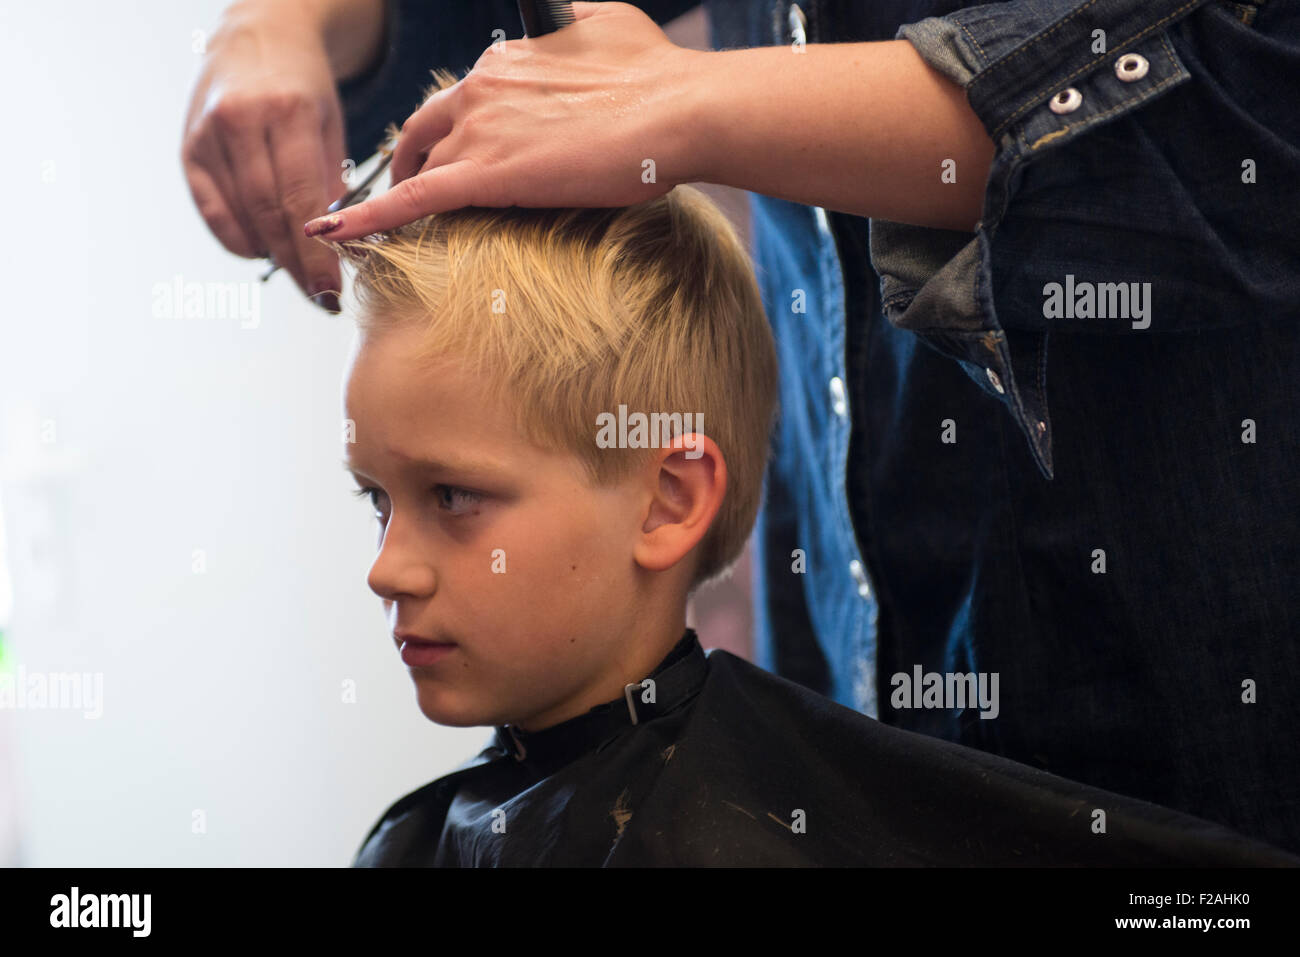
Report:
517,0,577,37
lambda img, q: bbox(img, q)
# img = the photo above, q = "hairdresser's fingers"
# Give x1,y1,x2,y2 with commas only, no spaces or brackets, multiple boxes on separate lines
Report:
305,159,491,240
181,118,264,259
268,96,346,306
384,4,621,187
389,84,457,186
220,108,314,295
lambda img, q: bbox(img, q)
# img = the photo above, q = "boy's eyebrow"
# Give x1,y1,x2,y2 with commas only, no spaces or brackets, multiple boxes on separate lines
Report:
341,451,510,481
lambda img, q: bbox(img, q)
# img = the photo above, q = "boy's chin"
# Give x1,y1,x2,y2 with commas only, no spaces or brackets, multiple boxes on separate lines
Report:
413,686,503,729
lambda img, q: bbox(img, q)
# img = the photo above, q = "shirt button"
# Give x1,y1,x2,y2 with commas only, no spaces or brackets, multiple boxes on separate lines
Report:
788,3,807,44
986,368,1005,394
1049,87,1083,114
813,205,832,237
1115,53,1149,82
829,376,848,418
849,560,872,599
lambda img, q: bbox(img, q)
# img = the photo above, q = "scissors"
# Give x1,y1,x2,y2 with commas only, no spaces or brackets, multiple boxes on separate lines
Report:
261,0,575,283
258,144,394,281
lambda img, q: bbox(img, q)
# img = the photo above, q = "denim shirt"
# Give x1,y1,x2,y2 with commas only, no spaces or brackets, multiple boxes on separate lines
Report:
337,0,1300,853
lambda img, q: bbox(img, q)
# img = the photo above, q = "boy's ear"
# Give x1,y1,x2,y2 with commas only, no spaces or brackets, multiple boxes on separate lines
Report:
634,434,727,574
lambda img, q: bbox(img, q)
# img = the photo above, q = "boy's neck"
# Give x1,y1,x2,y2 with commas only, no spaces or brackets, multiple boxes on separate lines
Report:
513,605,691,733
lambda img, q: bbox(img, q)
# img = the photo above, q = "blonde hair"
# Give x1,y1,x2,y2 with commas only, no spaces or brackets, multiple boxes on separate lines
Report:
324,70,778,588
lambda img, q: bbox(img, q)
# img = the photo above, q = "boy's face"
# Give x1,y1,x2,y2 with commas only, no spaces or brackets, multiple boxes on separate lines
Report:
342,323,654,731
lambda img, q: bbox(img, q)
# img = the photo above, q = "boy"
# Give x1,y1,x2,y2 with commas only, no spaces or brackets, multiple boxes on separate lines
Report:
329,106,1294,866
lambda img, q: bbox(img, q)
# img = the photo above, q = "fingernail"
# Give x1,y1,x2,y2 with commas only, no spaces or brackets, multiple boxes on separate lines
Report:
304,213,344,237
312,291,341,314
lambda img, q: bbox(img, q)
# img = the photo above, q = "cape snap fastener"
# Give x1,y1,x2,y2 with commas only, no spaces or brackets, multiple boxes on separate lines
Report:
986,368,1005,394
1115,53,1149,82
1049,87,1083,114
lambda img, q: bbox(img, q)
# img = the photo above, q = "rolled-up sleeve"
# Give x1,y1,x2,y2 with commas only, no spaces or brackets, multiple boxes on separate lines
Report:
869,0,1299,478
898,1,1205,142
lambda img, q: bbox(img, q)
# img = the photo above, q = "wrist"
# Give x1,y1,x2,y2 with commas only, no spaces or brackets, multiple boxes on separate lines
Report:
672,46,770,190
223,0,324,34
221,0,385,81
316,0,388,83
667,47,725,187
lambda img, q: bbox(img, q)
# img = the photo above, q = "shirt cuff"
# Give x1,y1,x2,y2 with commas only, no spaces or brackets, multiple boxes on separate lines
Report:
897,0,1207,147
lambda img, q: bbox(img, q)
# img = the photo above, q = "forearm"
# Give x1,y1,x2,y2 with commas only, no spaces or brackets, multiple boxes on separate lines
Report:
684,41,995,233
223,0,387,82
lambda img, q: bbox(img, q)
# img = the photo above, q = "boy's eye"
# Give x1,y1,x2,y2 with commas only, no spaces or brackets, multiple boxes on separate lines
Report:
351,485,482,519
435,485,483,515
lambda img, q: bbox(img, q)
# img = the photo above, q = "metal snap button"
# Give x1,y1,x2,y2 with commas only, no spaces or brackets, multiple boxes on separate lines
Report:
1115,53,1149,82
829,376,848,418
1049,87,1083,114
986,368,1005,394
849,559,872,600
813,205,832,238
786,3,807,47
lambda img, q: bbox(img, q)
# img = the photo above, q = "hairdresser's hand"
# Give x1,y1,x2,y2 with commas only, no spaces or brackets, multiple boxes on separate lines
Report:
182,1,355,311
304,2,701,242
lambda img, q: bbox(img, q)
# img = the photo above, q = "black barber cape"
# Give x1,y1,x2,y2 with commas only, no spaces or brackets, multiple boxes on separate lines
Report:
353,630,1297,866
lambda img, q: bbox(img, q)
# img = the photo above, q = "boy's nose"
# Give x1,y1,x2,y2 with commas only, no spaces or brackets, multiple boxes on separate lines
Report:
366,520,437,601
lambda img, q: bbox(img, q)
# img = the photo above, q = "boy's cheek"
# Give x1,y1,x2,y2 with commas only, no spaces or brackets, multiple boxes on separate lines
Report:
485,530,604,589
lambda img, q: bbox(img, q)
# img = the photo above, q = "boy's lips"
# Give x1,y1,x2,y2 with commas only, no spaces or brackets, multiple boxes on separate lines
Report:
394,632,455,646
390,631,452,647
395,633,457,668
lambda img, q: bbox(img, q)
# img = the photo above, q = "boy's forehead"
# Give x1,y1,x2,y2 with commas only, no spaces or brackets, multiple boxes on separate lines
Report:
348,323,449,379
347,329,478,414
342,406,515,479
343,329,522,472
